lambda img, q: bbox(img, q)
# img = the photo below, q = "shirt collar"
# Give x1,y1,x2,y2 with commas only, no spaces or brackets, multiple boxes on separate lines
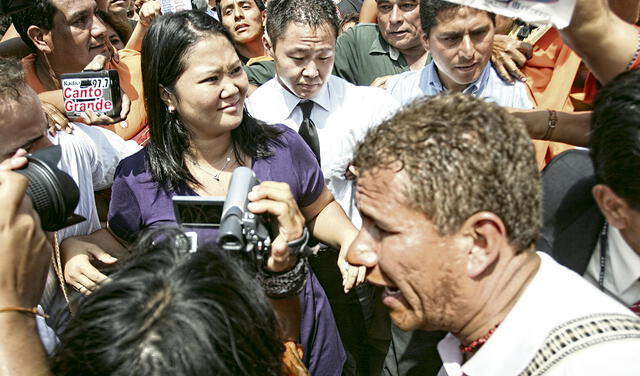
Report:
425,61,492,94
369,30,401,61
608,226,640,294
437,253,554,376
273,75,331,117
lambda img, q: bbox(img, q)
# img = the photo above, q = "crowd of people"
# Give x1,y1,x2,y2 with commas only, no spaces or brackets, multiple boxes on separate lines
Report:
1,0,640,375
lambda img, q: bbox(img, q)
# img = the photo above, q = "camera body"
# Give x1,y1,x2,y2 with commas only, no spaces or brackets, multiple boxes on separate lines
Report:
217,167,272,260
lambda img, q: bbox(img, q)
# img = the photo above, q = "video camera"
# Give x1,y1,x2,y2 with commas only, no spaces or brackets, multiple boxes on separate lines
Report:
15,145,84,231
217,167,273,260
172,167,273,259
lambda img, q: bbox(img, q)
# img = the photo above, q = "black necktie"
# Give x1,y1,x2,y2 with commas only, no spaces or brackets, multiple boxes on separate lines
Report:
298,101,321,165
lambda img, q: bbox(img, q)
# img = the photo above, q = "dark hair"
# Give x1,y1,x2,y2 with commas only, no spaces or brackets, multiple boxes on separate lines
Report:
141,10,282,188
11,0,57,51
339,12,359,31
590,69,640,211
266,0,339,48
0,57,28,100
215,0,266,16
51,227,285,376
354,93,542,252
419,0,495,37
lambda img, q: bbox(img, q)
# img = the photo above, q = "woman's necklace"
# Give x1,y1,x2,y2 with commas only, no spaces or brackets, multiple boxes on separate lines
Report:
188,148,233,182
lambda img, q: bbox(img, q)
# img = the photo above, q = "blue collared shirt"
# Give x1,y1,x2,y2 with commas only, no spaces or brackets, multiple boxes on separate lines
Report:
386,61,533,109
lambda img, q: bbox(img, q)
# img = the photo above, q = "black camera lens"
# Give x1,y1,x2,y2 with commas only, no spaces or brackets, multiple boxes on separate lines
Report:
15,145,84,231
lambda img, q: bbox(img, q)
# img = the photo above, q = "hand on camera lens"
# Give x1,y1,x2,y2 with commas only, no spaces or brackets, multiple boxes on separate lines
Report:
0,149,28,171
247,181,305,273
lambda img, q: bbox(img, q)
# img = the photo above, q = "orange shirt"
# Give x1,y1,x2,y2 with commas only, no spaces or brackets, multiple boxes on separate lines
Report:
522,28,580,169
22,50,149,143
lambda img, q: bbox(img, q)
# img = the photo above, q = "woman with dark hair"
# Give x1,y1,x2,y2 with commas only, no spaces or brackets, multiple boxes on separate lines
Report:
60,10,353,375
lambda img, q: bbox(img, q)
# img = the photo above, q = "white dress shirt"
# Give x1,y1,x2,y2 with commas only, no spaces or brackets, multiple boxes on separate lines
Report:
41,124,140,346
246,75,401,227
437,252,640,376
386,61,533,109
584,225,640,307
51,123,141,241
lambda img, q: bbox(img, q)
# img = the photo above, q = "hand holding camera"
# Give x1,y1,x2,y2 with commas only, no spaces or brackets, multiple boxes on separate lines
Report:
247,181,306,274
0,167,52,309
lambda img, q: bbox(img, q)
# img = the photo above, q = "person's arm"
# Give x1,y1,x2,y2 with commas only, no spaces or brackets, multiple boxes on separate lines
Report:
359,0,377,23
0,166,53,376
125,0,160,52
60,228,126,294
301,186,365,292
560,0,638,84
509,109,592,147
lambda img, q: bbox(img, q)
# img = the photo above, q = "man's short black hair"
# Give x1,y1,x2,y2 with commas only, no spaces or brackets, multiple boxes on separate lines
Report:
11,0,57,51
591,68,640,211
419,0,495,37
215,0,265,17
265,0,339,48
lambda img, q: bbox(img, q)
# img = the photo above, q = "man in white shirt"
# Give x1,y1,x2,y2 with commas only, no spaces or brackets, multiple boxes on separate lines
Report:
0,57,140,340
246,0,399,228
538,68,640,314
347,92,640,376
386,0,532,109
245,0,399,373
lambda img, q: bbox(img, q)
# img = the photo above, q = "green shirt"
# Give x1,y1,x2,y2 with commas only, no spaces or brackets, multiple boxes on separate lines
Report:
244,60,276,87
333,23,410,86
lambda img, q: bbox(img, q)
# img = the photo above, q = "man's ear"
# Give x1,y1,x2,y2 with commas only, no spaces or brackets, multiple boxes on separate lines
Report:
27,25,52,54
263,34,275,59
421,33,429,51
593,184,630,230
462,212,506,278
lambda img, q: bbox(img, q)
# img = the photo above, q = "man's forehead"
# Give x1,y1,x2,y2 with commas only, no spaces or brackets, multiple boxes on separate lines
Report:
357,166,409,208
434,7,491,29
0,96,47,154
278,22,336,45
219,0,255,9
52,0,95,19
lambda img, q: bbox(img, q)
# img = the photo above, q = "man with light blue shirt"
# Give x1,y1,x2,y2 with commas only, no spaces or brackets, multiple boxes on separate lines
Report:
386,0,532,109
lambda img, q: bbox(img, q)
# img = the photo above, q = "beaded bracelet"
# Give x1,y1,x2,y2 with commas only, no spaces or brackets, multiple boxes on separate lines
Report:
257,256,309,299
0,306,49,319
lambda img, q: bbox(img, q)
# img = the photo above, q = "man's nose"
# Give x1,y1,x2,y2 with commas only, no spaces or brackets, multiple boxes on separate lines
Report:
234,5,243,19
458,34,475,60
302,60,319,78
346,230,378,269
389,5,403,24
92,13,107,39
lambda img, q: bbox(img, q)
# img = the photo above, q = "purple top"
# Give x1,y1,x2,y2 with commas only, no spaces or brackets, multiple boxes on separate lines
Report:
108,125,346,375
